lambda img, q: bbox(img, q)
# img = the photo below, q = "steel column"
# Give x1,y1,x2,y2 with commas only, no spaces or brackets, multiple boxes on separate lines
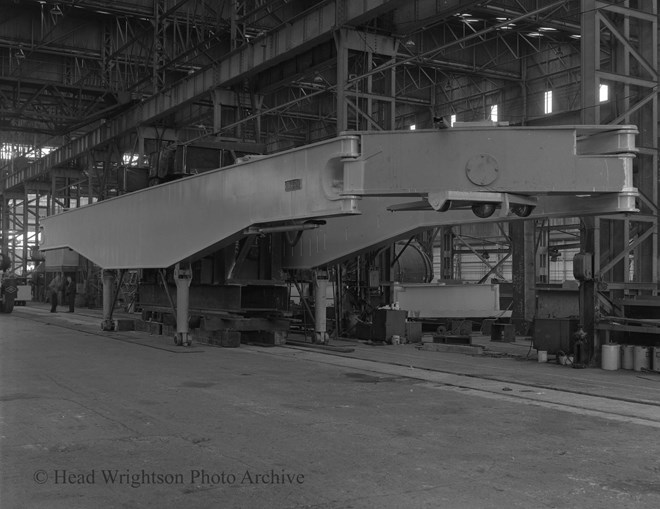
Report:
1,198,8,261
22,188,28,274
335,30,349,132
174,262,192,346
314,271,329,344
580,0,600,360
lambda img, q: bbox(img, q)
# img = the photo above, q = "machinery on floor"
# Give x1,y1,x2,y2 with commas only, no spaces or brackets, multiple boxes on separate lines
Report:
39,124,638,345
0,252,16,313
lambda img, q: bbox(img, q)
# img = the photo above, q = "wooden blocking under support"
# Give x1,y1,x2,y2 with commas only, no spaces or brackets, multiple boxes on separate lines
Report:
113,319,135,331
200,314,289,346
241,330,288,346
134,320,164,335
194,329,241,348
432,334,472,345
134,319,149,332
135,319,167,336
422,343,484,355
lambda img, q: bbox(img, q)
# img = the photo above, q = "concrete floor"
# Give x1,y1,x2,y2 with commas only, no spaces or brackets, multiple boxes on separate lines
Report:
2,305,660,509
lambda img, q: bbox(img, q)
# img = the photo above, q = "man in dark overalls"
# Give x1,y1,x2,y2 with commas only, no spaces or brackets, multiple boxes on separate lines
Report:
65,276,76,313
48,273,62,313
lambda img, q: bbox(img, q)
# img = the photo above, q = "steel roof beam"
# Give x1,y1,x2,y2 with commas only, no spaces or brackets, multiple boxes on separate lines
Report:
1,0,403,194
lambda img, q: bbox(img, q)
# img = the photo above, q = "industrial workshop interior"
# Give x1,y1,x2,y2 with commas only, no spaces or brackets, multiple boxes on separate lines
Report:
1,1,659,508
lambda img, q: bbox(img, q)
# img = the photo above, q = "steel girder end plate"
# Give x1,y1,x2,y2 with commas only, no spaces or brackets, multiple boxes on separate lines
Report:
576,125,638,155
540,190,639,217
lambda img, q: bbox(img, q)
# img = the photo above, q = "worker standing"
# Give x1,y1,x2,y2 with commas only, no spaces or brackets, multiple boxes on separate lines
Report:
48,273,62,313
65,276,76,313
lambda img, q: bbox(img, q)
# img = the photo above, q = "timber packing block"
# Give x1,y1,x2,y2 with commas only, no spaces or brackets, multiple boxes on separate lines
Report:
420,343,484,355
194,329,241,348
113,319,135,331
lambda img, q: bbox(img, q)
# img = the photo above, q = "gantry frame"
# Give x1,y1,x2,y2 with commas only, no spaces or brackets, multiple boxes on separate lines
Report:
0,1,658,350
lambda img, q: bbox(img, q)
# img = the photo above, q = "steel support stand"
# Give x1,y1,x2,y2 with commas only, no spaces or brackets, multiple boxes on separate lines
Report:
101,269,117,331
314,270,329,344
174,262,192,346
579,218,597,366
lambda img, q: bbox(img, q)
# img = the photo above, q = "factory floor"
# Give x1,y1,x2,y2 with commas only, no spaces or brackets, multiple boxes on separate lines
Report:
2,304,660,509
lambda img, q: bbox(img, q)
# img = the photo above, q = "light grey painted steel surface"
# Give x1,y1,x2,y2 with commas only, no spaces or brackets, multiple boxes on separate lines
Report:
282,193,637,269
40,136,361,269
342,125,636,195
41,126,638,270
285,125,639,268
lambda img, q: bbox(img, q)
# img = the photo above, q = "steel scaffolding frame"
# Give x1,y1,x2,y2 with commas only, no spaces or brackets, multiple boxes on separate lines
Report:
580,0,659,353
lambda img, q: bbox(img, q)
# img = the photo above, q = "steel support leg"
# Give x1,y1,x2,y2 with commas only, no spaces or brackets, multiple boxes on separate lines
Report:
101,269,116,331
511,220,536,335
174,262,192,346
579,218,597,366
314,271,329,344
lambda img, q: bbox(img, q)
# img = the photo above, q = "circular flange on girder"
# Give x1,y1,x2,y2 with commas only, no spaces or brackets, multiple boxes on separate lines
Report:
465,154,499,186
